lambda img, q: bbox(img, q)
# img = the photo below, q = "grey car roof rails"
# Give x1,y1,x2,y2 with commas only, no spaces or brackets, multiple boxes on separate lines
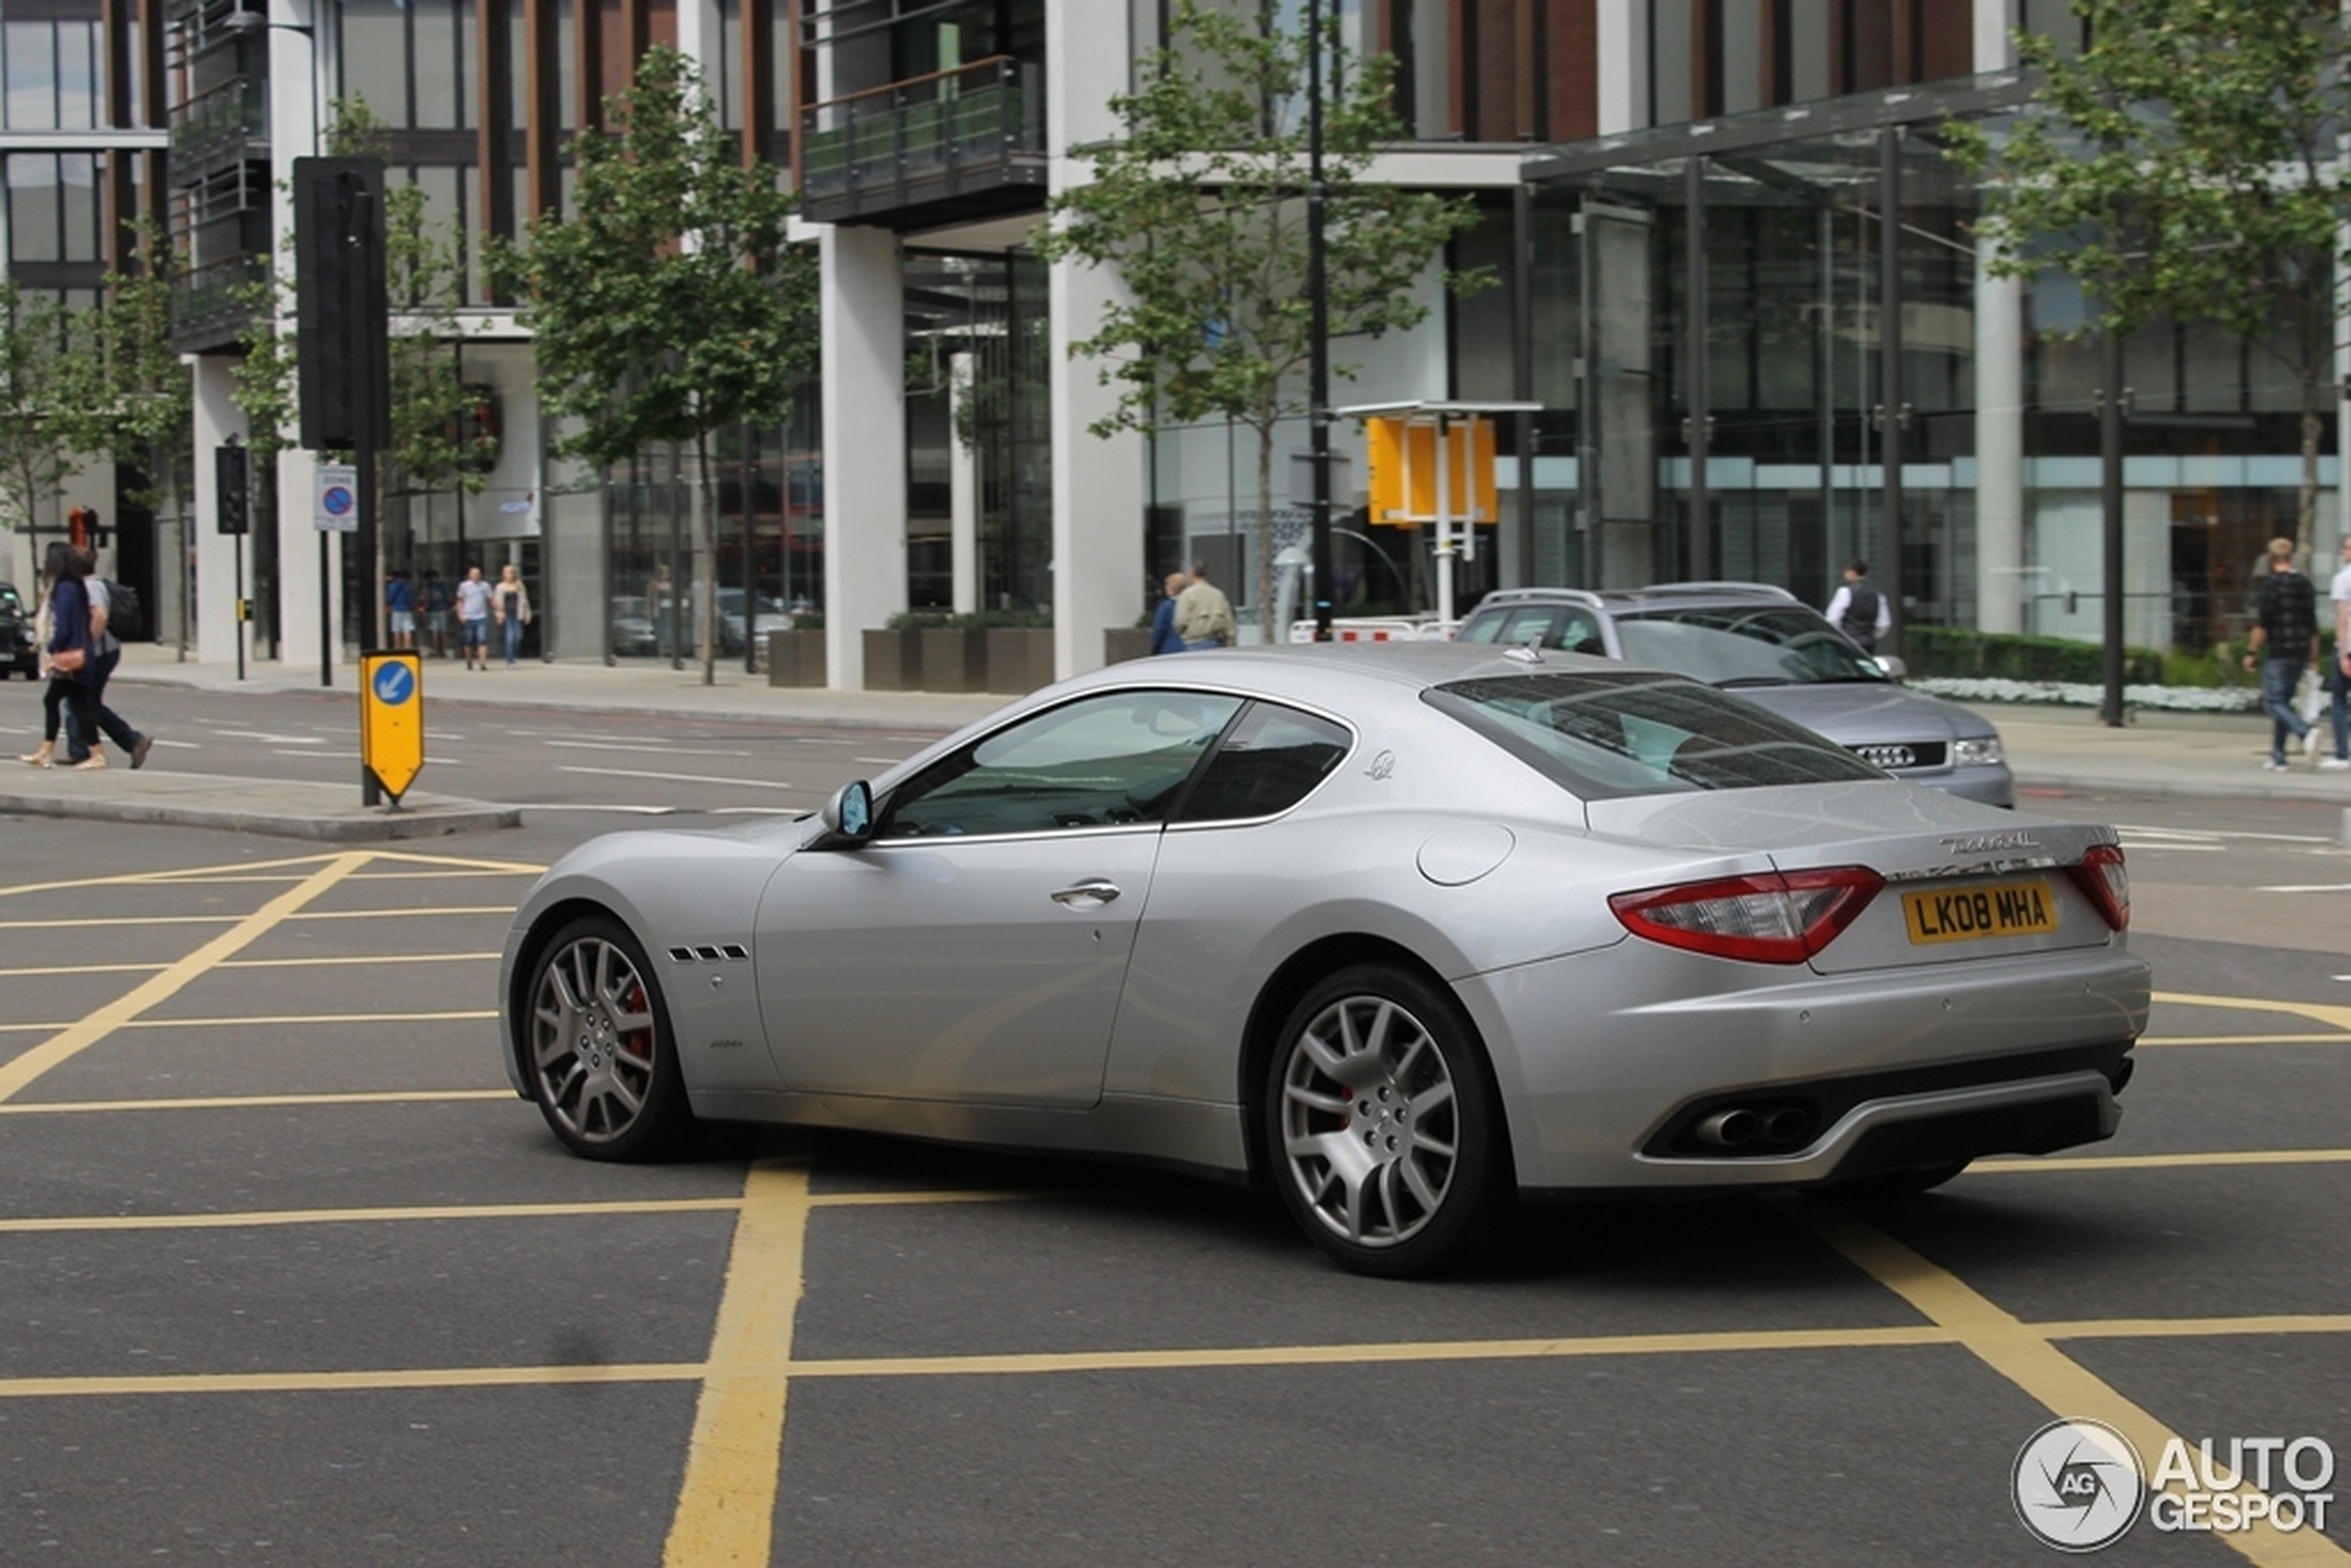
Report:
1636,581,1800,601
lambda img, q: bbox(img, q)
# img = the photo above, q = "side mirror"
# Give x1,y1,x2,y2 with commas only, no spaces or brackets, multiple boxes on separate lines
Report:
813,779,876,849
1875,654,1908,682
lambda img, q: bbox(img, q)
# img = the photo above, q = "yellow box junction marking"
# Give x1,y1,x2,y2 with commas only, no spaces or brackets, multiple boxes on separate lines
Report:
1793,1201,2349,1568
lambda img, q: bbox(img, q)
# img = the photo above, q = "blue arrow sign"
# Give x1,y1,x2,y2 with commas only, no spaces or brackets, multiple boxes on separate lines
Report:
371,662,416,705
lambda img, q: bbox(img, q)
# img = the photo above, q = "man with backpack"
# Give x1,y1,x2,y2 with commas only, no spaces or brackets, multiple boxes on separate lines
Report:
62,546,154,770
1826,558,1890,653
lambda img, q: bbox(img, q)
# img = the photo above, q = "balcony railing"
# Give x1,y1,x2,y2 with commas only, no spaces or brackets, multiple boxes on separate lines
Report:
798,56,1045,226
168,74,267,185
169,252,267,355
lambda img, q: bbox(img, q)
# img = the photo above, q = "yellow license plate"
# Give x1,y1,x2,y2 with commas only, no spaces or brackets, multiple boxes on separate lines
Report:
1902,878,2059,944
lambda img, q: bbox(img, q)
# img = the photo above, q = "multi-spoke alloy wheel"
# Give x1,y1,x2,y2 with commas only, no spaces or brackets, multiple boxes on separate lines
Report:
1268,964,1501,1276
526,916,690,1160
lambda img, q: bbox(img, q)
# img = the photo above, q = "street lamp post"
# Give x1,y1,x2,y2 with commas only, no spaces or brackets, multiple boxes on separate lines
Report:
1306,0,1333,641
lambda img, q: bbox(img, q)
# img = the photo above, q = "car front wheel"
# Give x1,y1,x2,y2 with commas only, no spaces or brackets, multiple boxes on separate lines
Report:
1267,964,1506,1276
524,915,692,1160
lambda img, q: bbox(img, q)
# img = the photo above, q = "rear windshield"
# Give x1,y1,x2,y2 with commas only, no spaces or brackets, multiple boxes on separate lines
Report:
1424,669,1885,800
1614,605,1887,686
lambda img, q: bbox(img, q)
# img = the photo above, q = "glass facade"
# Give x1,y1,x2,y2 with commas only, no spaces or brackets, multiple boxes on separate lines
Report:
1524,73,2337,653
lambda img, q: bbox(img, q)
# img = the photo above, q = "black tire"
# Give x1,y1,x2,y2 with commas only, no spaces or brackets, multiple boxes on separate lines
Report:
522,915,693,1161
1264,963,1507,1277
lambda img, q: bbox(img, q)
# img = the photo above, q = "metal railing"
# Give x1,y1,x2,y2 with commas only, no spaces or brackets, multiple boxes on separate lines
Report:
798,56,1039,204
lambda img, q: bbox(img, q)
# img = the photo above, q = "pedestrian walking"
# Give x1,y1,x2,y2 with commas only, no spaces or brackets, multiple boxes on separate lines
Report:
34,542,98,768
2242,536,2321,771
423,568,454,657
19,541,74,768
2326,535,2351,771
1825,558,1890,654
1175,563,1237,651
384,569,417,650
455,565,494,670
493,564,533,667
68,549,154,770
1150,571,1188,654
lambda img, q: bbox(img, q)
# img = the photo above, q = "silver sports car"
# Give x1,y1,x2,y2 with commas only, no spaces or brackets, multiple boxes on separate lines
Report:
497,642,2147,1276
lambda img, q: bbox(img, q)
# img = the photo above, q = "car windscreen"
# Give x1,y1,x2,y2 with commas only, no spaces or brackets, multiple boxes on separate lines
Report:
1424,669,1885,800
1613,606,1887,687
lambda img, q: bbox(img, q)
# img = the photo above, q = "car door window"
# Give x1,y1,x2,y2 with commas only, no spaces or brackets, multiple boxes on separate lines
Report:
1176,703,1352,823
880,690,1245,839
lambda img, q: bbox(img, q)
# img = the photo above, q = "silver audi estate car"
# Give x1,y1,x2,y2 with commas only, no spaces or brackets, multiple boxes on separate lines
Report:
1455,583,2016,805
497,642,2146,1276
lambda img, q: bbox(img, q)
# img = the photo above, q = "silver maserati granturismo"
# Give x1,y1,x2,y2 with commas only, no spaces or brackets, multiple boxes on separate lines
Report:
497,642,2148,1276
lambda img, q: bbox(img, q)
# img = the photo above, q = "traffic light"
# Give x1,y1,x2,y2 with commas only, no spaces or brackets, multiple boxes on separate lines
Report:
294,157,391,452
81,506,103,548
217,443,250,536
67,505,87,546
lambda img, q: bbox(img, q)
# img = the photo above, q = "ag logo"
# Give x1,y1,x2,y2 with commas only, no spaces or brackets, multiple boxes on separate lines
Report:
2014,1418,2146,1551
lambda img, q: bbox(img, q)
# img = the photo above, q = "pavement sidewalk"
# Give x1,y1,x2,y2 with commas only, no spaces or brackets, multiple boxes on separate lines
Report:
1,641,2345,841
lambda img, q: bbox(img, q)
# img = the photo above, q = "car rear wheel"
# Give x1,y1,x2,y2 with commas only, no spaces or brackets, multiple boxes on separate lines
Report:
525,915,692,1160
1267,964,1505,1277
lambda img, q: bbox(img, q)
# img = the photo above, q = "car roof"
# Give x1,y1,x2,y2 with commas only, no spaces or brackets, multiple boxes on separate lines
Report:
1467,581,1810,616
1066,639,1629,705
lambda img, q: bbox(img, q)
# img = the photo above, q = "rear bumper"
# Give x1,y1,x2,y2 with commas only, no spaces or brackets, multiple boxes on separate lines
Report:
1518,1067,2121,1201
1460,941,2147,1191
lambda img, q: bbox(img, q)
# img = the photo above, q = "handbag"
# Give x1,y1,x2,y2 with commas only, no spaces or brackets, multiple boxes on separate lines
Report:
48,645,86,674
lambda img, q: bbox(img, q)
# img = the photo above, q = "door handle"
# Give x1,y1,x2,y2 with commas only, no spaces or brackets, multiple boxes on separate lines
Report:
1050,878,1122,908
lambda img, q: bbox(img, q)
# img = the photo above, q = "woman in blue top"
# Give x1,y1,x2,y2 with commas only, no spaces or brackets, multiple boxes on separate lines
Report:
42,544,98,767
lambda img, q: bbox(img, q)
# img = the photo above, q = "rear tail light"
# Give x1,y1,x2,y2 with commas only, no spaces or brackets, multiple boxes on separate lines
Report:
1610,866,1885,964
2065,843,2130,931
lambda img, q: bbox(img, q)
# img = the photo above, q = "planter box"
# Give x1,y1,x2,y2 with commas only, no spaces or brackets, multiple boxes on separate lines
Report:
863,628,921,691
765,628,827,688
1103,628,1153,666
985,628,1055,693
919,627,987,692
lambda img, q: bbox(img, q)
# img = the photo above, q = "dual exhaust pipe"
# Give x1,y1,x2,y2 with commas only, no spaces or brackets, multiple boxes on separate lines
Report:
1694,1103,1814,1152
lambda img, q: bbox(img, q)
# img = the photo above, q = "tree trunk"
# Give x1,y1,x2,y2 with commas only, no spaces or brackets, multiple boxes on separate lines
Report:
1254,422,1276,642
2297,381,2320,565
695,432,717,686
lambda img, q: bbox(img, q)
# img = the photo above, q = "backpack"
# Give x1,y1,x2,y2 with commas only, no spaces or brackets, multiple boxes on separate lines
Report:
102,579,144,641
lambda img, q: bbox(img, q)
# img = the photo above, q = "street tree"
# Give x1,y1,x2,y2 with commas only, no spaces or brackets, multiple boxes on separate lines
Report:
53,218,194,522
1947,0,2351,560
492,45,817,683
1037,0,1486,638
0,282,80,541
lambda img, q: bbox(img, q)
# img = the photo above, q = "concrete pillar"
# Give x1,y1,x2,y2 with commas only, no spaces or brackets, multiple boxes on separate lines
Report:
1047,0,1144,678
1975,258,2026,635
820,224,905,689
1597,0,1646,135
950,352,978,616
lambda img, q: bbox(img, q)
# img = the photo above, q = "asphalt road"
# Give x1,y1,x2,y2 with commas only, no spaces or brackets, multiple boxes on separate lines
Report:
1,689,2345,1566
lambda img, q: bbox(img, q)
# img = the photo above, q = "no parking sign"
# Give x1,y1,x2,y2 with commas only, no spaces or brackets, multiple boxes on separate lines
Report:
315,463,358,532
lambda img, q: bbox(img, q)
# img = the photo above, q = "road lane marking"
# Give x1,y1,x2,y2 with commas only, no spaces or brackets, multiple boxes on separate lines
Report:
0,906,512,932
2141,1036,2351,1047
561,765,798,790
1976,1150,2351,1173
666,1159,811,1568
6,1313,2344,1402
2157,991,2351,1032
0,1089,512,1114
1794,1201,2348,1568
0,1197,743,1232
0,854,368,1104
